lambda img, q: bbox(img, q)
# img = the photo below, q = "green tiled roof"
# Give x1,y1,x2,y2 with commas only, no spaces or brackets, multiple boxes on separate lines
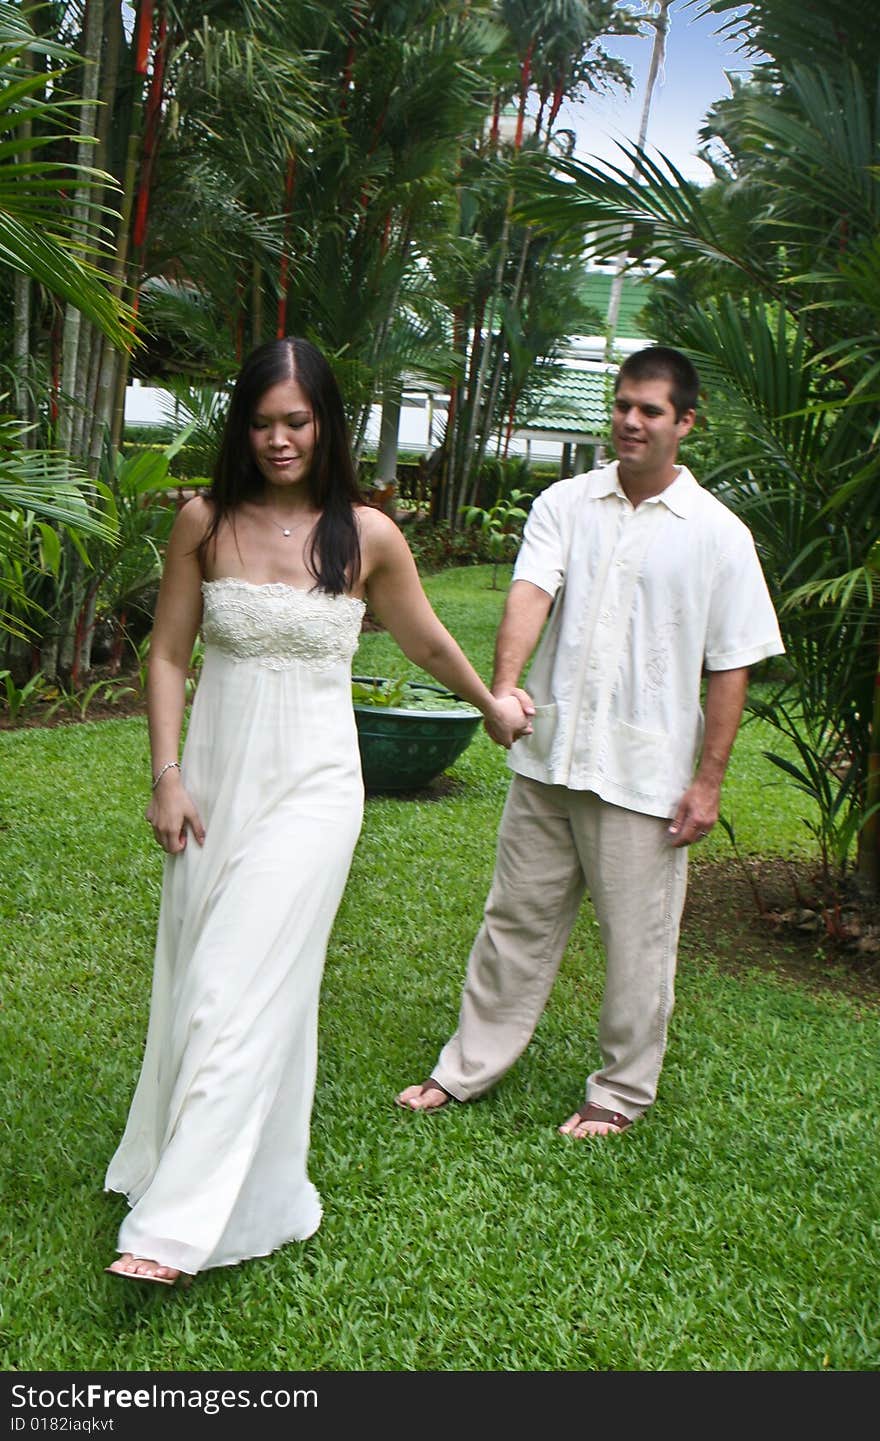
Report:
517,365,611,438
579,272,650,340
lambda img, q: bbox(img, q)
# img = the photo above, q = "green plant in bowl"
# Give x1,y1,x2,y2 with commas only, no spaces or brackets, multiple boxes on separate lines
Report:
351,677,478,713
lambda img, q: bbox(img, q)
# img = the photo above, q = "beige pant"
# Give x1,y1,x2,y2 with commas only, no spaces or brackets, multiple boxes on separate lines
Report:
433,775,689,1119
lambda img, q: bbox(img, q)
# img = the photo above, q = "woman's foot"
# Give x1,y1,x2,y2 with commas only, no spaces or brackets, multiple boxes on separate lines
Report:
105,1253,188,1286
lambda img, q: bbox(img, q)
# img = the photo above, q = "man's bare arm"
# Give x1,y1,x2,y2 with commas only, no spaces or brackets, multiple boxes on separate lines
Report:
492,580,554,702
667,666,749,847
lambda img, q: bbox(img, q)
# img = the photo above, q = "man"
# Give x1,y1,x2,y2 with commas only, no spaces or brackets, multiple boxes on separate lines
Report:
396,346,784,1136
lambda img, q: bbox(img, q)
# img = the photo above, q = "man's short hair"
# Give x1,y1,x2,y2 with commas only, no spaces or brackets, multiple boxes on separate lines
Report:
615,347,700,421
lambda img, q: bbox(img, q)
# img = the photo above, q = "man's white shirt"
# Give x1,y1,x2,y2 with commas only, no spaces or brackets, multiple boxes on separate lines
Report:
509,462,785,819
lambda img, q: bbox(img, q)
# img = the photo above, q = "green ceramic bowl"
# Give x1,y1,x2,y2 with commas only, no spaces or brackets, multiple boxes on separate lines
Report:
352,676,482,792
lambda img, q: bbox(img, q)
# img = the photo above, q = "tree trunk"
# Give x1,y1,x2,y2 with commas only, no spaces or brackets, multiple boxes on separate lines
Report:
13,275,31,434
110,0,163,450
858,643,880,891
57,0,105,463
447,305,484,523
56,0,106,678
13,1,39,433
455,196,512,519
252,257,264,350
86,0,123,464
374,381,402,513
93,110,143,461
276,150,298,338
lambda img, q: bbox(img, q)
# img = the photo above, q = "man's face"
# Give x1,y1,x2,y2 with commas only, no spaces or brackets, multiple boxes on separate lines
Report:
611,376,695,481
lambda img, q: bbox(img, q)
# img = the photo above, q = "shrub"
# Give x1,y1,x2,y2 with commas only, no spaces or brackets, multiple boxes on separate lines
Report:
401,518,502,572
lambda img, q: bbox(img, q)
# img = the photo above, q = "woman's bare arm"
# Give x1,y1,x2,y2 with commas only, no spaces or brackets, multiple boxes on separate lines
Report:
145,499,210,852
360,510,532,746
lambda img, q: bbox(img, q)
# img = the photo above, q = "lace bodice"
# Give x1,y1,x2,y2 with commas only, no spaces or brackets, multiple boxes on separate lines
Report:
201,578,365,671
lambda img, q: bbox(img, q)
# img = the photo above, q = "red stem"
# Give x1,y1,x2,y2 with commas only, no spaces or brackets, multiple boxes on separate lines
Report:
133,0,154,77
131,7,168,251
514,40,534,151
547,76,565,132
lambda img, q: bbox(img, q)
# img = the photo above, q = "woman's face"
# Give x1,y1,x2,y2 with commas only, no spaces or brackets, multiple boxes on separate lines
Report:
249,376,318,492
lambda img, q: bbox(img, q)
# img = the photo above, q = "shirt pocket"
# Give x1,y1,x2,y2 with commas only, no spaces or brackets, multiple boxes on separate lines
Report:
517,702,558,763
605,718,669,786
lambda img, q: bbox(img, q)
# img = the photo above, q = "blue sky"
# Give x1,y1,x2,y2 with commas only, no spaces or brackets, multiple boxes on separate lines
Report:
559,2,756,182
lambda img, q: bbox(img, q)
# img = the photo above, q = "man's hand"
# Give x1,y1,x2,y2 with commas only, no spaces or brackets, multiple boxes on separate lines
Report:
666,776,720,848
668,667,749,848
483,689,535,748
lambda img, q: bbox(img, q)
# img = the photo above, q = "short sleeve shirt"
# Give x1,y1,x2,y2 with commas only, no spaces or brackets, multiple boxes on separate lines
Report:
508,462,785,818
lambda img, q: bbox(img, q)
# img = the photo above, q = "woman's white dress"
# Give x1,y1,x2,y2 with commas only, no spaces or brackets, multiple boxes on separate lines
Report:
105,579,365,1273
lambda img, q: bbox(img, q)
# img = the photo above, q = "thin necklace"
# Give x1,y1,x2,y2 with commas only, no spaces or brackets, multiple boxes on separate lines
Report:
263,510,311,538
267,515,295,537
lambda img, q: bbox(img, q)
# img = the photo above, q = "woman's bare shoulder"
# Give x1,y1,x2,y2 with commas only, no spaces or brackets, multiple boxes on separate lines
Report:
356,504,413,578
172,492,215,542
356,503,407,549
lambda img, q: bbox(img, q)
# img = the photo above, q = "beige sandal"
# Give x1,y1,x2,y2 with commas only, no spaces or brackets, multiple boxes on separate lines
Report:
105,1256,192,1288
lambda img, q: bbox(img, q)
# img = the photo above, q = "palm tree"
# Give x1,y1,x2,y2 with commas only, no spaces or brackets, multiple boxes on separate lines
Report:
435,0,638,524
0,7,131,352
604,0,671,355
0,5,131,651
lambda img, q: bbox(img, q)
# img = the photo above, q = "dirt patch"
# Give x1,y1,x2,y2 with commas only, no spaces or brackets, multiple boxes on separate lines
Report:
684,856,880,1006
0,666,148,732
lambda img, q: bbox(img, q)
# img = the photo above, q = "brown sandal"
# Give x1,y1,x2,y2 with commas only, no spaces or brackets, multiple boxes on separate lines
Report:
566,1102,632,1133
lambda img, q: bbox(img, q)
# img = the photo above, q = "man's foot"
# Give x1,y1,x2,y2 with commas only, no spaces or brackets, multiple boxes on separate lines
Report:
558,1102,632,1138
394,1077,453,1111
104,1253,188,1286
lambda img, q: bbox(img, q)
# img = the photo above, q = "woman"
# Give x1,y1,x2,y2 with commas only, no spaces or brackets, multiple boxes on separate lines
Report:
104,337,528,1285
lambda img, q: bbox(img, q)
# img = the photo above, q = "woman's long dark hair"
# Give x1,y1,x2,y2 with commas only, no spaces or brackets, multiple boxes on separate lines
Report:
199,337,363,594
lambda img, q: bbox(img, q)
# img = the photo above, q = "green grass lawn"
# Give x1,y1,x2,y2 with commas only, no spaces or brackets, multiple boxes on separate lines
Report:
1,565,877,1372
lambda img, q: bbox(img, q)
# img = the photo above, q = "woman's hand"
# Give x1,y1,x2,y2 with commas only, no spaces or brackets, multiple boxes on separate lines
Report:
483,689,535,749
146,772,206,854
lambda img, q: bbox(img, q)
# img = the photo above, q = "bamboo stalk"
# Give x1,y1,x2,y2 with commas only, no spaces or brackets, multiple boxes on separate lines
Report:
110,0,168,448
57,0,105,461
12,3,36,432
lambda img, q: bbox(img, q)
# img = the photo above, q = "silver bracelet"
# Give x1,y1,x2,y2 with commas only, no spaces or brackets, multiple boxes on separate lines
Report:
151,760,181,790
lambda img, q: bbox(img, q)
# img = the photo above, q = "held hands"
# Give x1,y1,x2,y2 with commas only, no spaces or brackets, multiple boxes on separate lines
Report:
483,687,535,749
146,771,206,854
667,776,720,848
